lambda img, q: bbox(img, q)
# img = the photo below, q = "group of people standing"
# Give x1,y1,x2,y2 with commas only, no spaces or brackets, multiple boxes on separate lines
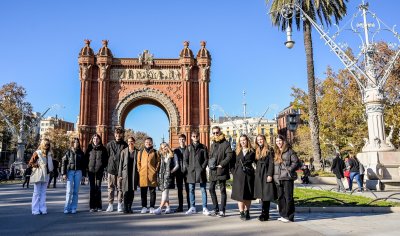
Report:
27,126,300,223
331,153,365,192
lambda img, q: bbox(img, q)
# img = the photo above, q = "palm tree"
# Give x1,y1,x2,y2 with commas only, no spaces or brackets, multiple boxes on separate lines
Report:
267,0,348,170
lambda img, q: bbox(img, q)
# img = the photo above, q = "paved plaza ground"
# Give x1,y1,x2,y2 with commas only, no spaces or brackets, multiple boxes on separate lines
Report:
0,182,399,235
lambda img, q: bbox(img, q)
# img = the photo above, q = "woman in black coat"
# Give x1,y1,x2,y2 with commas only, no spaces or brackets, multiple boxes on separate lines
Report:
85,134,108,212
231,134,255,221
273,135,299,223
253,135,276,221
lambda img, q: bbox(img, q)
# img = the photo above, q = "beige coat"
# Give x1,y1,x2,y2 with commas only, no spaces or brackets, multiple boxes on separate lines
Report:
137,149,160,187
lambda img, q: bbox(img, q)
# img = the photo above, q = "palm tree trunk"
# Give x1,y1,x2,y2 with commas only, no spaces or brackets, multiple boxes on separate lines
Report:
303,21,322,171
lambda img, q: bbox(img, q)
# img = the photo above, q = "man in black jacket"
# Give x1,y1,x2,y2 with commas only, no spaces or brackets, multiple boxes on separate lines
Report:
106,128,128,212
173,134,190,212
331,153,346,192
184,131,210,215
208,126,233,217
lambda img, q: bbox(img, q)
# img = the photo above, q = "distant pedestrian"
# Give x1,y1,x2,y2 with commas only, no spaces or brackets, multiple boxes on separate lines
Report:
153,142,178,215
273,135,299,223
86,134,108,212
48,158,59,188
348,153,363,192
208,126,233,217
22,166,32,188
61,138,86,214
118,137,139,214
138,137,160,214
331,153,346,192
344,156,351,189
173,134,190,212
184,131,210,215
29,138,54,215
301,165,310,184
106,127,128,212
231,134,255,221
253,134,276,221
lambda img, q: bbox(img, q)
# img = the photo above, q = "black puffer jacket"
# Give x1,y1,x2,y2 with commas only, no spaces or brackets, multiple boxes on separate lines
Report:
158,154,179,191
86,144,108,173
209,135,233,181
61,148,86,176
106,140,128,176
273,145,299,182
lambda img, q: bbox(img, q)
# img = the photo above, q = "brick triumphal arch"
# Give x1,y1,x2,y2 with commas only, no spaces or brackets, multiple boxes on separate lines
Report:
77,40,211,148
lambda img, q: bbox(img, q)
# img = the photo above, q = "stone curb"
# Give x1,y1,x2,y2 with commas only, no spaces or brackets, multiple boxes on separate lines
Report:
269,202,400,213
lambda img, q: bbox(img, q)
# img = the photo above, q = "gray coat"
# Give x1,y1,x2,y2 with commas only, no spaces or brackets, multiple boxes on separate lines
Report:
118,147,139,192
184,143,208,184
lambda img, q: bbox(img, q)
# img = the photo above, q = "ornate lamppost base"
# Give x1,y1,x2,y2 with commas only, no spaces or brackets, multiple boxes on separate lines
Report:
358,151,400,191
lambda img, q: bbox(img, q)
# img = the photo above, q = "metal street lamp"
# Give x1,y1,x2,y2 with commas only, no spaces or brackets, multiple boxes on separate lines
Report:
277,0,400,152
275,0,400,190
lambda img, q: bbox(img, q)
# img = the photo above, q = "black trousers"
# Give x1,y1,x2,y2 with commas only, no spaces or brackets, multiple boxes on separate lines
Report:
176,173,190,209
209,180,227,212
277,180,295,221
48,174,57,187
23,177,30,188
88,172,102,210
140,186,156,208
124,190,134,208
261,201,271,218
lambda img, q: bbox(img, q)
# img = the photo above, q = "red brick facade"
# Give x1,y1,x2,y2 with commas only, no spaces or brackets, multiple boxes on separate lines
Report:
78,40,211,149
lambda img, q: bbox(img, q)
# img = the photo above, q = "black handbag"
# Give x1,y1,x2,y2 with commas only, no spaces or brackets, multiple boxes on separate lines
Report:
240,159,254,175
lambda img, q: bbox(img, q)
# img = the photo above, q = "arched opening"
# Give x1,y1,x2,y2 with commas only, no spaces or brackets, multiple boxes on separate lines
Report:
124,104,169,148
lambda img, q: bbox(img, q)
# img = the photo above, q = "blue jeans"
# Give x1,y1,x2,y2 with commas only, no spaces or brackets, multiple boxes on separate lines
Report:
188,183,207,209
65,170,82,212
349,172,362,191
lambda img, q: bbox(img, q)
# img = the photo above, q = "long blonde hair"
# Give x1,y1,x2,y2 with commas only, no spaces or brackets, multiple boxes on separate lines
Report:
235,134,254,156
159,142,173,158
255,135,270,160
38,138,52,156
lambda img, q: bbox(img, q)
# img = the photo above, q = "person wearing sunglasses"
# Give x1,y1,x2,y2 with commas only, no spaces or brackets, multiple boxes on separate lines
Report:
208,126,233,217
184,131,210,216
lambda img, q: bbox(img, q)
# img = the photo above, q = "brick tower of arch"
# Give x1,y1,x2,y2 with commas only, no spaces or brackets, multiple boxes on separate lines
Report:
77,40,211,149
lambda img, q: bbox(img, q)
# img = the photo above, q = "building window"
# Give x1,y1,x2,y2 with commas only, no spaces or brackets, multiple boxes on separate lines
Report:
270,128,274,134
261,128,265,135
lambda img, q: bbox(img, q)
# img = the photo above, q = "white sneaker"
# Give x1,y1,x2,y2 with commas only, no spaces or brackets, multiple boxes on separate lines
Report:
185,207,196,215
106,204,113,212
64,210,69,214
141,207,148,214
153,207,162,215
117,203,123,212
71,210,77,214
279,217,290,223
202,208,210,216
149,207,155,214
165,207,171,214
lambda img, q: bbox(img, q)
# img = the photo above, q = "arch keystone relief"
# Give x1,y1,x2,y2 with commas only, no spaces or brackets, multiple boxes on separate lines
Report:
77,41,211,148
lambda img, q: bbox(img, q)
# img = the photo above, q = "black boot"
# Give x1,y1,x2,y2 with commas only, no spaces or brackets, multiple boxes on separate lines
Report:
258,201,269,221
240,211,245,221
128,204,133,214
245,210,250,220
123,203,129,214
174,206,183,213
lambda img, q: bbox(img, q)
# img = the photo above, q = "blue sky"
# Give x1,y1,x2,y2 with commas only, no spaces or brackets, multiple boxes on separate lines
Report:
1,0,399,145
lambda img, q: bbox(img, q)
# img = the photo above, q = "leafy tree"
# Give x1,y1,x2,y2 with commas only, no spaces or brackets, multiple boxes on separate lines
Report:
267,0,348,170
0,82,33,152
124,129,150,150
43,128,71,162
